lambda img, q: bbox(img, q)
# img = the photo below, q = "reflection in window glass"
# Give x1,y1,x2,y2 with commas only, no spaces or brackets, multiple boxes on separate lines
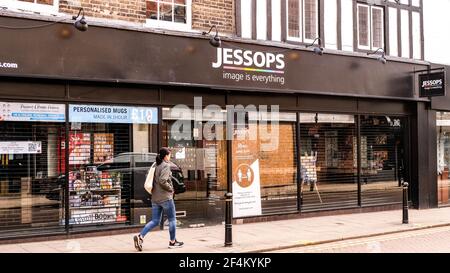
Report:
360,116,406,206
162,108,226,226
300,113,358,211
437,112,450,206
146,0,189,25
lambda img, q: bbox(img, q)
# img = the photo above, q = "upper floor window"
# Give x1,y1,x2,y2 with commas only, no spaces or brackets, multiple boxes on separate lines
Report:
0,0,59,14
145,0,192,31
357,3,384,50
287,0,319,43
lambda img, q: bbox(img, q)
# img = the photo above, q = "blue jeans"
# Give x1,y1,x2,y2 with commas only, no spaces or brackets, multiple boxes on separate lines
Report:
140,199,177,241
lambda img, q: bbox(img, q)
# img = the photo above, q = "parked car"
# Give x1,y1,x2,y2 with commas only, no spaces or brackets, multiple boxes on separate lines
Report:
45,152,184,205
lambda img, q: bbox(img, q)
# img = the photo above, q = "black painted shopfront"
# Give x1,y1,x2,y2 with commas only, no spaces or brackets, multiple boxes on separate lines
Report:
0,14,445,239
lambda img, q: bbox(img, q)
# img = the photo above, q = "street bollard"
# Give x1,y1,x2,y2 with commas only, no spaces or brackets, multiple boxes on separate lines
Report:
403,182,409,224
224,192,233,247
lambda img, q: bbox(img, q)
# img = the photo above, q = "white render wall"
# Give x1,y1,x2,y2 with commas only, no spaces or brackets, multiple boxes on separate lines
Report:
237,0,450,65
423,0,450,65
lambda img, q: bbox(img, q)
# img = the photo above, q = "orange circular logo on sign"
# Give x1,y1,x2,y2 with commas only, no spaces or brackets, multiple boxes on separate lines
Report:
235,164,255,188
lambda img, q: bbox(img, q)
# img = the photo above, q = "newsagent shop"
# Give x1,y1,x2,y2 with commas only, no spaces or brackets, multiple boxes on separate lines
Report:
0,14,448,240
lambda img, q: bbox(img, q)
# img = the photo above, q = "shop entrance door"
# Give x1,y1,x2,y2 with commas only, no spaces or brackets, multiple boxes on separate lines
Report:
162,112,227,227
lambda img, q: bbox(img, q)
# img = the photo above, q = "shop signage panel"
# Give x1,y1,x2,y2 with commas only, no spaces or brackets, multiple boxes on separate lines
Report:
0,15,425,99
0,141,42,154
232,129,262,218
69,105,158,124
419,72,446,97
0,102,65,122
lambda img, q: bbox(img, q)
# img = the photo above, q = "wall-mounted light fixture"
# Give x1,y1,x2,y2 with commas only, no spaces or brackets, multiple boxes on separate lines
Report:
202,25,221,48
367,48,387,64
306,38,324,56
72,8,88,32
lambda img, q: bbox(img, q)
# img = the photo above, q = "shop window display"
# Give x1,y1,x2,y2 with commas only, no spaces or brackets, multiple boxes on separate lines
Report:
0,102,66,233
162,108,227,226
232,111,298,217
437,112,450,206
62,123,130,226
299,113,358,211
360,116,407,206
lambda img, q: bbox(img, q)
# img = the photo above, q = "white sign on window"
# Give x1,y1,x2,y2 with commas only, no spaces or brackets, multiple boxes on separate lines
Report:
0,102,65,122
0,141,42,154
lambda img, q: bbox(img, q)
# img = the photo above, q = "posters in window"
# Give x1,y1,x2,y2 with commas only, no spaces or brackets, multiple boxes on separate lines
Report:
232,128,262,218
69,133,91,165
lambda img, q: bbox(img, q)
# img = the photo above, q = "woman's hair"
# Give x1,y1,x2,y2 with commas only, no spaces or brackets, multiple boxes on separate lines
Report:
156,147,171,165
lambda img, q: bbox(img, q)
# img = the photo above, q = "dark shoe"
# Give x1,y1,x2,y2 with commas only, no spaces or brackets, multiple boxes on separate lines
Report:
134,235,143,252
168,240,184,249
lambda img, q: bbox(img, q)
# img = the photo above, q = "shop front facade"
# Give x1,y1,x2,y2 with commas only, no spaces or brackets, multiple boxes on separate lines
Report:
0,14,445,239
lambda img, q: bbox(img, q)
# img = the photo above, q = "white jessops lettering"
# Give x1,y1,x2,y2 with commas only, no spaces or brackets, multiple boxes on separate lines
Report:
233,49,244,66
211,48,285,70
243,50,253,66
253,52,266,68
212,47,222,68
223,48,233,65
422,79,442,88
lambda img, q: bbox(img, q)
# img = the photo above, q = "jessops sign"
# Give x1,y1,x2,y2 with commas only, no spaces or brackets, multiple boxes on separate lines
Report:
419,72,446,97
212,48,286,86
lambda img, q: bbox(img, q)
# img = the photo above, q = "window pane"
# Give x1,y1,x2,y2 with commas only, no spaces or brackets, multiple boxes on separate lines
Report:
36,0,54,5
300,113,358,211
360,116,406,206
304,0,317,40
174,0,186,4
146,1,158,20
358,5,369,47
174,5,186,23
160,3,173,22
18,0,34,3
288,0,300,38
437,112,450,206
372,8,384,49
162,108,227,226
0,121,65,233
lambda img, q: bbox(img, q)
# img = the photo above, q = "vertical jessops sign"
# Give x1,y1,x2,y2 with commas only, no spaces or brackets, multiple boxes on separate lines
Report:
419,71,446,97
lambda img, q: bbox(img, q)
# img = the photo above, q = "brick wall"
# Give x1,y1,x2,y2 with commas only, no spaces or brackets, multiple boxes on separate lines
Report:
192,0,235,34
58,1,235,34
59,0,147,23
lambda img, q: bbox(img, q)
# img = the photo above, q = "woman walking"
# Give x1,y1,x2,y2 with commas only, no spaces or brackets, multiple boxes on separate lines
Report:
134,147,184,251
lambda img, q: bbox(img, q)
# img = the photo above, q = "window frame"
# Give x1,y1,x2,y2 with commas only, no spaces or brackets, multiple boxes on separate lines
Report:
144,0,192,32
286,0,319,44
357,3,385,51
370,6,385,50
0,0,59,14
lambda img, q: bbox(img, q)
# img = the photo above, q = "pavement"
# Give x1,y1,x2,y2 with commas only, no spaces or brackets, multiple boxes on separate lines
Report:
1,207,450,253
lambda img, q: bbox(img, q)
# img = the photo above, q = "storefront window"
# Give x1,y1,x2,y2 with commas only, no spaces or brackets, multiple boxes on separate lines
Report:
67,104,157,227
162,107,226,226
360,116,406,206
231,111,297,218
299,113,358,211
437,112,450,206
0,102,65,233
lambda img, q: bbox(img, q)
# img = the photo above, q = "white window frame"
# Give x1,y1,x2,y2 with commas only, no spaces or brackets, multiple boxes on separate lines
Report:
286,0,319,44
302,0,319,44
144,0,192,32
370,6,384,50
357,3,371,50
0,0,59,14
357,3,385,51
